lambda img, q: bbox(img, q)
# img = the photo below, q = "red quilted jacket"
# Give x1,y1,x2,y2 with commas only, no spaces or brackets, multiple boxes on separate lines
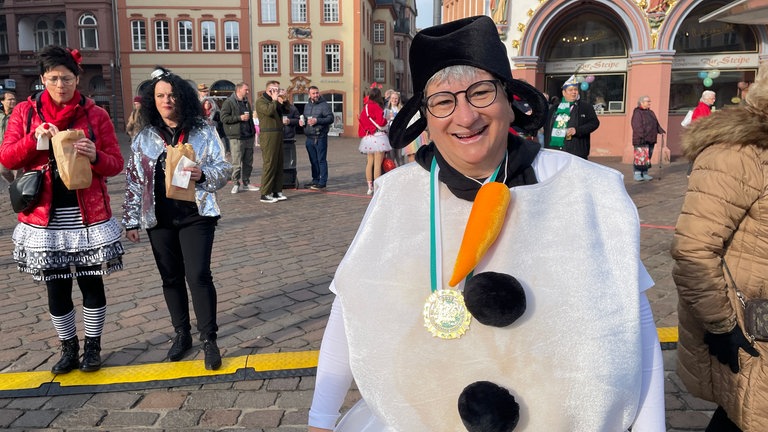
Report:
0,95,124,226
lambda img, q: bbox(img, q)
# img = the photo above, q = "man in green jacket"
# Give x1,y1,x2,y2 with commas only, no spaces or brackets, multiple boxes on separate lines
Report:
255,81,289,203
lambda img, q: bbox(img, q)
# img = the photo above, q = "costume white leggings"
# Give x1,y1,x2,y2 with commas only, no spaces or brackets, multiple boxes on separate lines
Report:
308,293,666,431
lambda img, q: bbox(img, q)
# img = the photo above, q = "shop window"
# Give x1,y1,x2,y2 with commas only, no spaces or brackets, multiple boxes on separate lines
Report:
542,8,628,113
545,74,626,114
674,2,756,54
669,70,755,114
544,12,627,60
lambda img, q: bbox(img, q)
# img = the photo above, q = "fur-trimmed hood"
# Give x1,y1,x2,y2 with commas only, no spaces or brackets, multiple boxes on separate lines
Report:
683,63,768,161
681,106,768,161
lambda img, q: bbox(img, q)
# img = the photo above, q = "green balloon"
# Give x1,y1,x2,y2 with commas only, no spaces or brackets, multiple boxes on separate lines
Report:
703,77,713,87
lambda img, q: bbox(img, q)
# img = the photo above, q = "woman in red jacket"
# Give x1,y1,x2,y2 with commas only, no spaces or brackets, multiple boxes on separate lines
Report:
0,46,125,374
358,87,391,195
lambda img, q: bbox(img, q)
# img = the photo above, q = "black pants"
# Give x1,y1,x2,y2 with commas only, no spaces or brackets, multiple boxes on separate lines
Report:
706,406,742,432
147,217,218,340
45,266,106,316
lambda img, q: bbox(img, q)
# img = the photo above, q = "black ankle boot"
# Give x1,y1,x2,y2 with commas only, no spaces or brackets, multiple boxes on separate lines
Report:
52,336,80,374
168,329,192,361
203,339,222,370
80,336,102,372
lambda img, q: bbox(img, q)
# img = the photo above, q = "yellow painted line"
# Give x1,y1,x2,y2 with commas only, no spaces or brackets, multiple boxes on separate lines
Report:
53,355,249,387
246,350,319,371
658,326,678,343
0,331,679,393
0,371,55,391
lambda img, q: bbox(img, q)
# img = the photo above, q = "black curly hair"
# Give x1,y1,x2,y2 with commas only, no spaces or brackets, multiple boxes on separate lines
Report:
139,66,204,131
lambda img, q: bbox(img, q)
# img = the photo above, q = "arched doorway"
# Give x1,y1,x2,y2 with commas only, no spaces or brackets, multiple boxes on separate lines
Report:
541,7,631,114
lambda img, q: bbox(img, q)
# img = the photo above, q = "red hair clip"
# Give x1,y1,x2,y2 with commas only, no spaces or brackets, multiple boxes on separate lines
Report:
69,49,83,66
370,82,382,89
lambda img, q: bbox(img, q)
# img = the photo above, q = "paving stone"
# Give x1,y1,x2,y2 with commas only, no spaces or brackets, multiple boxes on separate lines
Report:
0,409,23,428
158,409,204,427
49,409,106,428
199,408,241,427
136,391,188,409
85,392,142,409
239,409,284,428
184,391,239,409
10,409,59,428
99,411,159,427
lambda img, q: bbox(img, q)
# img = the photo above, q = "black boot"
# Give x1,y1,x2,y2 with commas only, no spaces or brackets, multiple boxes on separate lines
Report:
80,336,102,372
51,336,79,374
203,338,222,370
167,328,193,361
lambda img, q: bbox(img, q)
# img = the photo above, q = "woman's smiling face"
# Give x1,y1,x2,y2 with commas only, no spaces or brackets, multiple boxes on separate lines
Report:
425,68,514,178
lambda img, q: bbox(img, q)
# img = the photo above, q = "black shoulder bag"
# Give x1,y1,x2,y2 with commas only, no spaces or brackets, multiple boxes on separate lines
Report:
8,107,51,213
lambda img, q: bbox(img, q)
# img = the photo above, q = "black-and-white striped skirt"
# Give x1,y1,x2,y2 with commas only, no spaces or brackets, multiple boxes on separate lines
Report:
12,207,124,281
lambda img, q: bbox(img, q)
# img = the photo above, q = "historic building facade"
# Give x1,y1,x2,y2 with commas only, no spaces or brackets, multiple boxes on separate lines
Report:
0,0,415,136
0,0,122,125
441,0,767,161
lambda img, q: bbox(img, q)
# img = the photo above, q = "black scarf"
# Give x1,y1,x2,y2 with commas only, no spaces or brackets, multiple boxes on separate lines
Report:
415,134,540,201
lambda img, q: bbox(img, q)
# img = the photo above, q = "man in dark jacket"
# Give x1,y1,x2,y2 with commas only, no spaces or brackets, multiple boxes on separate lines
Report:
220,82,258,194
544,77,600,159
300,86,334,190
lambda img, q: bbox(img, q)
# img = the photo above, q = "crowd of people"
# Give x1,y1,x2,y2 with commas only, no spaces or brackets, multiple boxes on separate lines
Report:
2,22,766,429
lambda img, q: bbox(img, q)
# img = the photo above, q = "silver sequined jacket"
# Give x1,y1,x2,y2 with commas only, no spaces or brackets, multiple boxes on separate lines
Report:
122,124,232,230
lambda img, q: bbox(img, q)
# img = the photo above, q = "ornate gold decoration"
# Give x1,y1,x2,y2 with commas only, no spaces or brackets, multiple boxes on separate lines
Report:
512,40,520,49
517,22,526,32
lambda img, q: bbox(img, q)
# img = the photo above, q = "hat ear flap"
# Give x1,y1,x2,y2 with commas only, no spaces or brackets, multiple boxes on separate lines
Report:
389,94,427,149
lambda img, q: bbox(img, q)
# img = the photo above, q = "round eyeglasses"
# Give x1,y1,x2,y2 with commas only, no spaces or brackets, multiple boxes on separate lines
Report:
424,79,501,118
44,76,76,86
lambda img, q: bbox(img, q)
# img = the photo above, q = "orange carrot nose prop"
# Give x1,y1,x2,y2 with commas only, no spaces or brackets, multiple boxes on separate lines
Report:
449,182,511,287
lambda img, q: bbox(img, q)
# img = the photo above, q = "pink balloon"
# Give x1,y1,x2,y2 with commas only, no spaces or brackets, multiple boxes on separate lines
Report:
585,75,595,83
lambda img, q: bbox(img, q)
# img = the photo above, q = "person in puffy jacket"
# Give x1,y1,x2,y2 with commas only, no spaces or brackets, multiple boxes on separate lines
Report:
0,45,125,375
672,65,768,432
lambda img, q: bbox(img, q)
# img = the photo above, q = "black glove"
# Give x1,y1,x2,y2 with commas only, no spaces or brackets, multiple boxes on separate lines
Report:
703,324,760,373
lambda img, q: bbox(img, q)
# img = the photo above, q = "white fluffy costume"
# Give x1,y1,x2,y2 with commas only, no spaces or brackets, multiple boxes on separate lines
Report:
310,151,664,431
309,15,664,432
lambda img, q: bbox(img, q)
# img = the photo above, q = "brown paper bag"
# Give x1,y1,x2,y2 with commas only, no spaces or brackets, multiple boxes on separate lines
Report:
51,129,92,190
165,143,197,202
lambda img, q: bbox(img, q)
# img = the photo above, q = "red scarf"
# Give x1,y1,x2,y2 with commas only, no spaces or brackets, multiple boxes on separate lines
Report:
40,89,82,130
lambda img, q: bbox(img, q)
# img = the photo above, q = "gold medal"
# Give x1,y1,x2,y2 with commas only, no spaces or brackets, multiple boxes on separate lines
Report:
423,289,472,339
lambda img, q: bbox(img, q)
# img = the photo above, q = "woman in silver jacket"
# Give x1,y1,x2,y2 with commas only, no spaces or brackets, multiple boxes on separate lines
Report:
122,66,232,370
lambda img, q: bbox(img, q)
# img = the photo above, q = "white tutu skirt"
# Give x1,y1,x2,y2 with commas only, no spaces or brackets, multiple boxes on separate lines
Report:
12,207,124,281
359,133,392,154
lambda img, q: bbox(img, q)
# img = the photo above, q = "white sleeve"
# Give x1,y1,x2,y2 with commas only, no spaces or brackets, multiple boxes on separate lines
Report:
309,296,354,429
631,292,666,431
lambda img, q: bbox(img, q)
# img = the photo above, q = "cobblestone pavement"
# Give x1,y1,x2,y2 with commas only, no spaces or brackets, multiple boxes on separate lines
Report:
0,134,715,430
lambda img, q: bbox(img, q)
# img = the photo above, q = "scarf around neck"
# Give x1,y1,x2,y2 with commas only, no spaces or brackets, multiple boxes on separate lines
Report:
415,134,539,201
40,89,83,130
549,101,573,149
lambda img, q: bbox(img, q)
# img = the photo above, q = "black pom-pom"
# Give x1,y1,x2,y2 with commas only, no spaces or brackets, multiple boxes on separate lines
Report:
464,272,526,327
458,381,520,432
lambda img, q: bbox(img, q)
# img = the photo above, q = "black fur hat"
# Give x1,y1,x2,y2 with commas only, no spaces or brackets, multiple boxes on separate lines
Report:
389,15,548,149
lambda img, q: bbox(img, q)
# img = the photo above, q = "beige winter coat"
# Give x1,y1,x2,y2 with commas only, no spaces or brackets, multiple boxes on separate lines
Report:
672,102,768,430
